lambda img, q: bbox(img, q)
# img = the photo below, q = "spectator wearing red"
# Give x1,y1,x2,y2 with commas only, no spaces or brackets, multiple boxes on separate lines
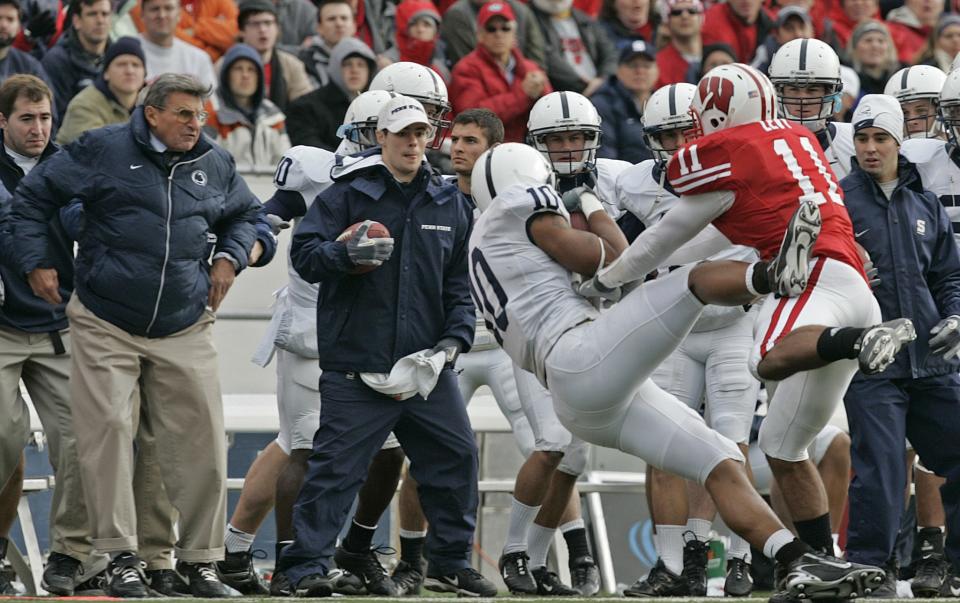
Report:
597,0,658,51
919,14,960,73
655,0,702,86
384,0,449,82
441,0,546,67
129,0,238,61
701,0,773,63
821,0,880,57
886,0,944,65
449,1,551,142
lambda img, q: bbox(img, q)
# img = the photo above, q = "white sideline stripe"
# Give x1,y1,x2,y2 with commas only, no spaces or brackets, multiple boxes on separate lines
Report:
674,171,733,193
670,162,732,185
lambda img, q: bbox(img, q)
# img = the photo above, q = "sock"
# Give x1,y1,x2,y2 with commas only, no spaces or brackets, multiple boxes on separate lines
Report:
399,529,427,565
794,513,833,552
502,498,541,555
657,524,686,575
653,530,662,557
729,533,752,563
817,327,866,361
832,533,841,557
687,518,712,542
224,523,256,553
342,519,377,553
768,535,811,566
560,522,591,561
527,523,556,569
747,262,771,295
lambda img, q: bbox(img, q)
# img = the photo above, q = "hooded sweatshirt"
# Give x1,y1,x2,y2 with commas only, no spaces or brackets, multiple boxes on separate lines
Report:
384,0,450,82
209,43,288,167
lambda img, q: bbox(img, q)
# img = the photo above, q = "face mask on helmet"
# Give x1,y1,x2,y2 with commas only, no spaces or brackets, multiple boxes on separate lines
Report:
531,128,600,176
900,98,945,141
940,102,960,147
419,99,453,149
775,83,842,131
645,126,692,163
336,119,379,149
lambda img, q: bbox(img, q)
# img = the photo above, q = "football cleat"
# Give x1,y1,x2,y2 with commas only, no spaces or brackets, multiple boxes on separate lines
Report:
106,552,149,598
176,561,230,598
682,532,708,596
783,551,885,599
570,555,600,596
499,550,537,594
215,549,269,595
333,545,398,596
41,551,81,596
624,559,690,597
768,198,822,297
912,554,948,598
725,557,754,597
292,572,334,598
856,318,916,375
424,567,498,597
391,561,424,596
532,566,579,596
940,570,960,597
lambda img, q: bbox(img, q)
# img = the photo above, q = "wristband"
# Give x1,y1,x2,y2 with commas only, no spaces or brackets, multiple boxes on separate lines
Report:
579,191,605,219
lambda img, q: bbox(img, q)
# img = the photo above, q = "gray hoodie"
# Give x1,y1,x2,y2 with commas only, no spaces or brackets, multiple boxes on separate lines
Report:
327,38,377,98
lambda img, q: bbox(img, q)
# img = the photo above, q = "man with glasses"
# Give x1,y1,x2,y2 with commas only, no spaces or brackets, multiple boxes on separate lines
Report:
656,0,703,86
449,1,551,142
4,73,261,598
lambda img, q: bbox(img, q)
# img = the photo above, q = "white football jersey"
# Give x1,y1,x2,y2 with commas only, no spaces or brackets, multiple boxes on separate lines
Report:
820,122,855,181
469,183,599,382
615,159,756,331
902,138,960,245
594,158,632,219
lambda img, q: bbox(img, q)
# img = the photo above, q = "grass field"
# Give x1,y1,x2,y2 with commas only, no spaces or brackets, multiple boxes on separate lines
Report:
0,596,931,602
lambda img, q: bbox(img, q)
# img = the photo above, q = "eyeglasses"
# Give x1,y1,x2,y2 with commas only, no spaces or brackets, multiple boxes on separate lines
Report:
484,23,514,33
156,106,208,125
669,7,700,16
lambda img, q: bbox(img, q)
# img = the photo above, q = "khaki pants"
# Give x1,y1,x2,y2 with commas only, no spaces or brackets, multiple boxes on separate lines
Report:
66,297,226,561
0,326,92,561
134,400,181,570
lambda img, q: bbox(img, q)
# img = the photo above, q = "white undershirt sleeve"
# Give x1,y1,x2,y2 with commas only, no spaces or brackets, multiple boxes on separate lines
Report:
598,190,736,288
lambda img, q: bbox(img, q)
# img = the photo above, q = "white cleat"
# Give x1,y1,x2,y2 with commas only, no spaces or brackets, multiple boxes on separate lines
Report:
856,318,917,375
768,199,822,297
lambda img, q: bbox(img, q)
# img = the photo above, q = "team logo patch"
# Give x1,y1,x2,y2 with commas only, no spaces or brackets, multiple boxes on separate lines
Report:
191,169,207,186
917,219,926,235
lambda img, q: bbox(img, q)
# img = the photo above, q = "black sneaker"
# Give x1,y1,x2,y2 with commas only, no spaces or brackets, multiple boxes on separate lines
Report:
176,561,230,598
768,198,821,297
333,545,398,596
145,569,192,597
41,551,81,595
767,589,803,603
725,557,753,597
216,549,269,594
570,555,600,596
532,566,578,596
913,554,948,598
624,559,690,597
270,570,292,597
425,567,498,597
74,570,108,596
498,550,537,595
392,560,425,596
856,319,917,375
107,552,149,598
292,572,334,598
0,569,16,596
329,569,365,595
682,532,708,596
940,570,960,597
867,560,899,598
783,551,885,599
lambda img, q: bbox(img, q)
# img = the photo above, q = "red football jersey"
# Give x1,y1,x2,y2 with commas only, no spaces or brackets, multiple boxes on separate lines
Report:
666,119,865,279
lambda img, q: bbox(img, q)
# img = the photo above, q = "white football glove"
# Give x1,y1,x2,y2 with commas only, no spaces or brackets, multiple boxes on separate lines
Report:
930,315,960,360
577,274,621,303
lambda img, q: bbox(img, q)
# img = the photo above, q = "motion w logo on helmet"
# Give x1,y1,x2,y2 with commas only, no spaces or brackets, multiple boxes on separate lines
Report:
697,76,734,132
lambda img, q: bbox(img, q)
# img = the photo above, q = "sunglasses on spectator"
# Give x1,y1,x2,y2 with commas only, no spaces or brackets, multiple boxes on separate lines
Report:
484,23,514,32
156,106,209,125
669,7,700,16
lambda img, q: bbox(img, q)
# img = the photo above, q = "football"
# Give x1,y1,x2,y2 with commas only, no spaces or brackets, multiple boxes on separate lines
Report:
336,221,392,275
569,210,590,231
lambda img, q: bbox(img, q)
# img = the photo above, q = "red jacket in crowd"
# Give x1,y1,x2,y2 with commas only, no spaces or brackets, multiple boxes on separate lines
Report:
823,1,880,50
449,45,553,143
656,43,692,87
887,21,930,65
701,2,767,63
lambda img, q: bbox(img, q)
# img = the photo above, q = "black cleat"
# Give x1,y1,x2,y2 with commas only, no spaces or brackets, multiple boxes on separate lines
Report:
498,550,537,594
270,570,292,597
570,555,600,596
768,198,821,297
329,569,365,595
42,551,81,596
333,545,398,596
176,561,230,598
856,319,916,375
106,552,149,598
725,557,754,597
783,551,885,599
624,559,690,597
74,570,108,596
940,570,960,597
216,549,269,595
682,532,709,596
0,570,15,596
392,560,425,596
532,566,578,596
292,572,334,598
912,554,948,598
425,567,498,597
145,569,192,597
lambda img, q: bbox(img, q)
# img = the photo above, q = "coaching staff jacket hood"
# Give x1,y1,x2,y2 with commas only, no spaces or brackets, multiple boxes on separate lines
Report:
842,154,960,379
290,152,475,374
4,107,261,338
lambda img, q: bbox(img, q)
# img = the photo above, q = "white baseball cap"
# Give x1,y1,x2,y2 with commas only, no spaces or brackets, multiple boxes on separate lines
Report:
377,95,432,134
853,94,904,145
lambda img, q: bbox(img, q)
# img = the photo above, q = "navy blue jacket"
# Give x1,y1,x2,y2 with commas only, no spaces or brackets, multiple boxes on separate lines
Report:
4,107,260,338
591,75,652,164
0,135,73,332
842,155,960,379
41,31,102,123
290,154,475,373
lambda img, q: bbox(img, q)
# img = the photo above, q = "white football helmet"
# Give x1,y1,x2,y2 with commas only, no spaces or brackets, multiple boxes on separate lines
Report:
643,83,697,163
337,90,398,153
690,63,777,137
527,91,602,176
884,65,946,139
471,143,556,212
940,69,960,145
369,61,451,148
768,38,842,132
